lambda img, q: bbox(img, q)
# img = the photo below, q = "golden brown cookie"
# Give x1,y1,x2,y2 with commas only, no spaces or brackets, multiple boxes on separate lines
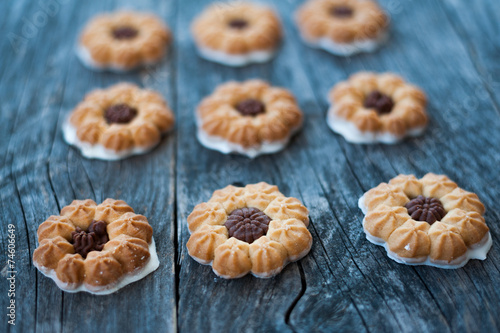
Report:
63,83,175,160
78,11,171,71
359,174,491,268
33,199,159,294
191,2,282,66
327,72,428,143
295,0,388,55
187,182,312,278
196,80,303,158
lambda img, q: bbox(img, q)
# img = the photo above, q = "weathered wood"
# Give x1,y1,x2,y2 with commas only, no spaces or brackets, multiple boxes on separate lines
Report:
2,0,177,332
274,1,500,332
1,0,499,332
441,0,500,114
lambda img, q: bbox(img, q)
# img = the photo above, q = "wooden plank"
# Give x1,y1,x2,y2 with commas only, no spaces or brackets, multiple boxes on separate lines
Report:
1,0,178,332
0,2,41,332
174,2,305,331
275,0,500,332
440,0,500,113
1,1,69,331
46,1,178,332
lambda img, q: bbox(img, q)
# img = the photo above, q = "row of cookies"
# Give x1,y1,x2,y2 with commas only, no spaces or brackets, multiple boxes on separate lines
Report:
33,174,492,294
64,72,427,160
67,1,426,159
33,183,313,293
78,1,388,71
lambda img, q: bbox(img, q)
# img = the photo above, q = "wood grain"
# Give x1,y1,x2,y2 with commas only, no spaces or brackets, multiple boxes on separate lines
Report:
0,0,499,332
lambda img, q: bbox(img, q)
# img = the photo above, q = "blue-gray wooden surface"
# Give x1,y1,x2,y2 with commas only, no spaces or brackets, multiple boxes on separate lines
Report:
1,0,499,332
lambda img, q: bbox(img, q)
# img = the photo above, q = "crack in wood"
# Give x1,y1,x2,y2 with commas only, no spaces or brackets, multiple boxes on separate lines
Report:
284,262,306,332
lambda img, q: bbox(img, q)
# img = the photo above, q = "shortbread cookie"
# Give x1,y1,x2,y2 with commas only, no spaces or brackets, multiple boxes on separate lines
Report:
196,80,303,158
186,182,312,278
358,174,492,268
78,11,171,71
191,2,282,66
33,199,159,294
327,72,428,143
296,0,388,56
63,83,175,160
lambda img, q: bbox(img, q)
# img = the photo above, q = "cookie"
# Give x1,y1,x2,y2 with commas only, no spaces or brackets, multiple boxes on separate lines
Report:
327,72,428,143
33,199,159,294
196,80,303,158
358,174,492,268
186,182,312,278
191,2,282,66
63,83,175,160
77,11,171,71
295,0,388,56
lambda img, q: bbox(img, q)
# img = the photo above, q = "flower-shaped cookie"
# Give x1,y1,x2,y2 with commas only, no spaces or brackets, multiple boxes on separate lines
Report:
196,80,303,158
327,72,428,143
191,2,282,66
358,174,492,268
186,182,312,278
63,83,175,160
295,0,388,56
78,11,171,71
33,199,159,294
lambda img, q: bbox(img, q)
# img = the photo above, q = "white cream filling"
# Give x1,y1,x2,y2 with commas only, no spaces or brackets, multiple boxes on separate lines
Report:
196,114,301,158
358,194,493,269
62,119,160,161
76,44,158,72
327,106,426,144
34,238,160,295
196,46,276,67
302,31,388,56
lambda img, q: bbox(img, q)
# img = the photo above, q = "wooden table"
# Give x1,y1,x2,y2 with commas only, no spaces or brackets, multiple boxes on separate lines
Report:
1,0,499,332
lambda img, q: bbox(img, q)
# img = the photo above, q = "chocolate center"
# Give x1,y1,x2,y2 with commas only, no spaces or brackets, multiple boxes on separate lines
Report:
330,5,354,18
225,207,271,243
405,195,446,224
235,99,266,116
363,91,394,114
71,220,109,258
104,104,138,124
228,19,249,29
112,26,139,40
